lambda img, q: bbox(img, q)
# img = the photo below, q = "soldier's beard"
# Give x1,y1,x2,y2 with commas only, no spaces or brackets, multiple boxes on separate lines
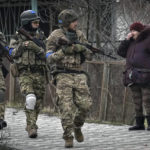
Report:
68,28,76,32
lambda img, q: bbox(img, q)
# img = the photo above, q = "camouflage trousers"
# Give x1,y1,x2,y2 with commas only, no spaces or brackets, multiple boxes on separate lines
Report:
130,84,150,117
18,71,46,129
0,67,6,120
56,73,92,139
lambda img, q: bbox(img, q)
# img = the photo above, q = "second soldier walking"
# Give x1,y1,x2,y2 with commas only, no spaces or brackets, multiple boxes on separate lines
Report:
46,9,93,148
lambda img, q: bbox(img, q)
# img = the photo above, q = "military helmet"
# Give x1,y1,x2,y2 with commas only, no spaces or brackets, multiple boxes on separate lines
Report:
20,10,40,25
58,9,78,27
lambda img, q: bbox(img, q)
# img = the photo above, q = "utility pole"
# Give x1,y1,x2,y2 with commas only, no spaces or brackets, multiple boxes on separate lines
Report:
31,0,38,13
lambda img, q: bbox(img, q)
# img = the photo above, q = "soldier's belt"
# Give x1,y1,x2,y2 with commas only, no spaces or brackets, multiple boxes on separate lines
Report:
51,67,85,75
19,66,45,74
59,63,81,69
31,67,45,74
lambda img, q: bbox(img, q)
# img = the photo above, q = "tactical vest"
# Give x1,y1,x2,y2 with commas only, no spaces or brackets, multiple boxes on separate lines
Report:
56,29,84,70
15,30,46,70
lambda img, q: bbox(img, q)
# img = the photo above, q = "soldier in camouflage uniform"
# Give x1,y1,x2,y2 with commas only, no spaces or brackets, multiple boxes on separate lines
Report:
9,10,46,138
46,9,93,148
0,32,7,130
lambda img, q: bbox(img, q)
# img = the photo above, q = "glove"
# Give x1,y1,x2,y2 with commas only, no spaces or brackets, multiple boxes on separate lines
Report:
22,41,44,54
72,44,86,53
47,49,65,63
63,45,74,54
63,44,86,54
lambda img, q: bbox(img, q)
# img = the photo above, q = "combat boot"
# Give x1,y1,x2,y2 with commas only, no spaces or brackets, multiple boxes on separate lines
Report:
146,116,150,130
26,125,37,138
74,127,84,142
129,116,145,131
65,137,73,148
0,119,7,130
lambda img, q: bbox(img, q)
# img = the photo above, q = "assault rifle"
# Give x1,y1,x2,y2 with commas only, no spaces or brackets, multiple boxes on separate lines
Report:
58,37,116,60
18,28,46,50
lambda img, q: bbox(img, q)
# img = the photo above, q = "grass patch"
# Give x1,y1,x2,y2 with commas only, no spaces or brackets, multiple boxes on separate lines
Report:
6,101,24,109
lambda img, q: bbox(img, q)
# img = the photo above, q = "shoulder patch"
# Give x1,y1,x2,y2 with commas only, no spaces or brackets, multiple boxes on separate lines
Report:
51,29,65,38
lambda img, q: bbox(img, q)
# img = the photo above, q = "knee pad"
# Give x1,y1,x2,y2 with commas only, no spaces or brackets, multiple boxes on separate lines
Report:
0,90,5,103
25,94,36,110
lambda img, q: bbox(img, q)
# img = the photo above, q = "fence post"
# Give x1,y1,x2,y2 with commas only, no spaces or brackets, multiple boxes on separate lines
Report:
99,62,110,122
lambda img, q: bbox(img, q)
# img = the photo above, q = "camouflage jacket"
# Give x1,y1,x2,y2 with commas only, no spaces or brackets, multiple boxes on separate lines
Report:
46,28,92,72
9,29,46,71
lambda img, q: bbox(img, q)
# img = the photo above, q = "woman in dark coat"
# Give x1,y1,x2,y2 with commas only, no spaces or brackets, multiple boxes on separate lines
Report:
118,22,150,130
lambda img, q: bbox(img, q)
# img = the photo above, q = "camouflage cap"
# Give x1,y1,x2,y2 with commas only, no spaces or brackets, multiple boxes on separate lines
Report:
20,10,40,26
58,9,78,27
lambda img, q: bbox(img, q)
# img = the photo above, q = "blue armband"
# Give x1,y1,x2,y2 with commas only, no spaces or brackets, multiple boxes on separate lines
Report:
5,46,14,56
46,51,54,58
5,46,9,51
9,48,14,55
